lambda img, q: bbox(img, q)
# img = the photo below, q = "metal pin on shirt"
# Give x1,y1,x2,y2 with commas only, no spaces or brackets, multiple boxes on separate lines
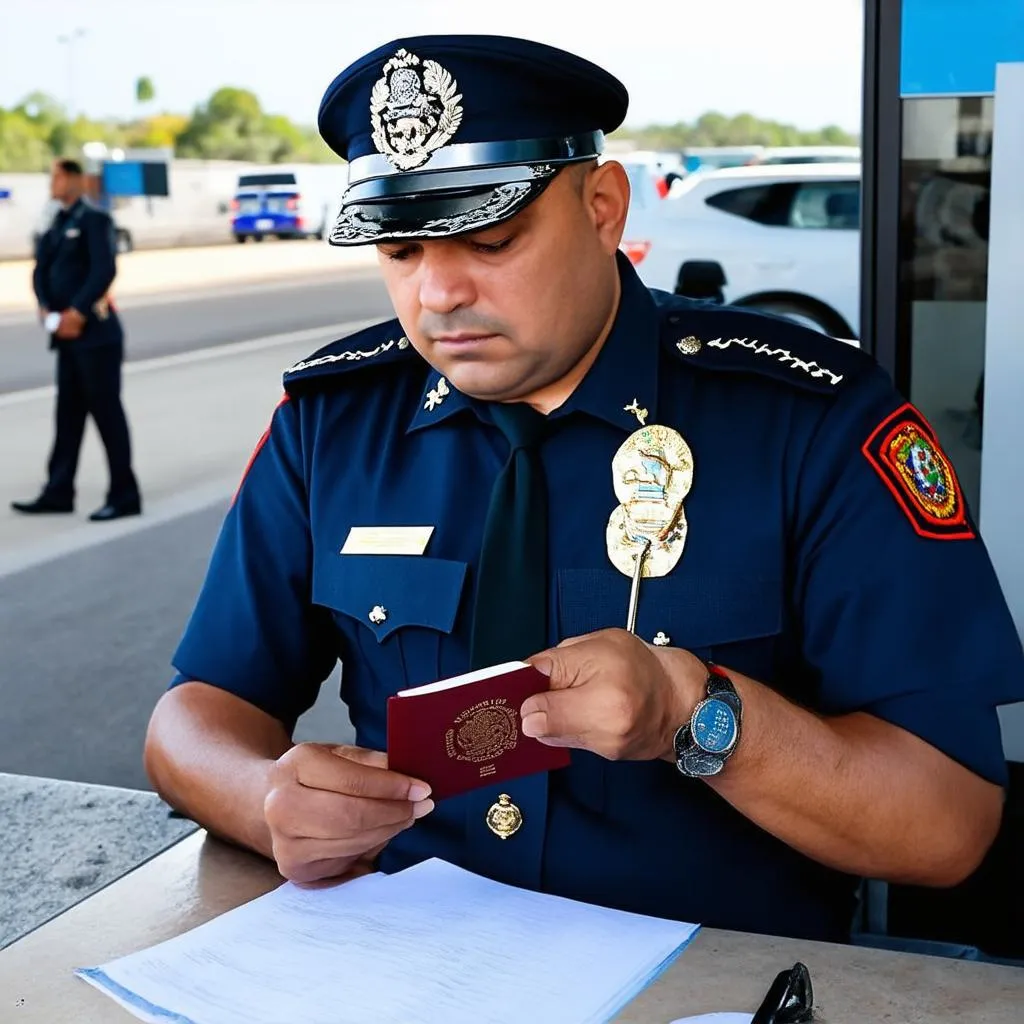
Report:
625,537,652,634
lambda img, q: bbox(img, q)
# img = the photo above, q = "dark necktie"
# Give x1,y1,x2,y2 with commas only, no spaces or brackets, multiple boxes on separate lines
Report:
469,403,552,669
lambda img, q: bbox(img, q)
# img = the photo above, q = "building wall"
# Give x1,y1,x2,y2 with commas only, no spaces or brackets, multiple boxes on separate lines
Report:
0,159,335,260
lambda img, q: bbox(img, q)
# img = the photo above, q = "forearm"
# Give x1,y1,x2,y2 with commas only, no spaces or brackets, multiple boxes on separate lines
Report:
663,655,1002,884
69,272,113,316
143,682,292,860
71,229,115,312
32,264,47,308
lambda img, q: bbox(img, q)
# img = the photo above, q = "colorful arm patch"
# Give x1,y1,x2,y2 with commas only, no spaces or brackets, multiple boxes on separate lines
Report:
861,402,975,540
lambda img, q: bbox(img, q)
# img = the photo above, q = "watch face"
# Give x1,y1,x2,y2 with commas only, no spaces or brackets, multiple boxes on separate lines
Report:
692,697,738,754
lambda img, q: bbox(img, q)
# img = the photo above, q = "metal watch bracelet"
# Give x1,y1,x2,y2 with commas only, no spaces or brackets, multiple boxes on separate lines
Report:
673,662,743,777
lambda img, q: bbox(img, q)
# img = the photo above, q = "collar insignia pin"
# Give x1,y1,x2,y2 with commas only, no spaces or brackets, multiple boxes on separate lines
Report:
624,399,648,426
424,376,450,411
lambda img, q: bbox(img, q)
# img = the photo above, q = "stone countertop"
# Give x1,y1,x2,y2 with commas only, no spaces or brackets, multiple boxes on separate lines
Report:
0,772,196,949
2,831,1022,1023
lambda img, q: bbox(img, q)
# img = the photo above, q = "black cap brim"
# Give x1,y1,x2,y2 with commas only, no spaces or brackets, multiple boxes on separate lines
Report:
329,169,556,246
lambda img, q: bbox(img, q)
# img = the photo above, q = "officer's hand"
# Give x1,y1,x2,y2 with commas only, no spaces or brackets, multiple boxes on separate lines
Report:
521,629,705,761
263,743,434,884
55,308,86,340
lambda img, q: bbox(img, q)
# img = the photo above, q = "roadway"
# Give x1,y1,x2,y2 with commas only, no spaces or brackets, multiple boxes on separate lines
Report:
0,272,395,789
0,271,390,394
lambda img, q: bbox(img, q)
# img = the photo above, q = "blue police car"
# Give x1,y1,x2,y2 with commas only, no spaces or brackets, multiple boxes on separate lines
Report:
230,165,344,242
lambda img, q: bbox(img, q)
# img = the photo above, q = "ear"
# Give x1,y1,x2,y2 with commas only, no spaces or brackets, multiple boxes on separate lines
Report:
583,161,631,256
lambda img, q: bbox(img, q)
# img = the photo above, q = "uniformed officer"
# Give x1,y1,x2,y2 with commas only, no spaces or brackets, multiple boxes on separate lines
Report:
144,36,1024,942
12,159,141,522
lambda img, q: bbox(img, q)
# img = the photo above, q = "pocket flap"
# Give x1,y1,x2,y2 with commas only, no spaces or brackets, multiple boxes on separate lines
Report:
314,554,468,643
558,568,781,648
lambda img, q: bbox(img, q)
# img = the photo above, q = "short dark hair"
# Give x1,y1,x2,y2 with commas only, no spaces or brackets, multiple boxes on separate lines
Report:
56,158,84,176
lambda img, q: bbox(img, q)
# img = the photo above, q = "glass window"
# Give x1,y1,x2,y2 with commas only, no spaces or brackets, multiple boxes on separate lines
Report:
789,181,861,229
899,96,994,513
237,173,297,187
704,183,796,226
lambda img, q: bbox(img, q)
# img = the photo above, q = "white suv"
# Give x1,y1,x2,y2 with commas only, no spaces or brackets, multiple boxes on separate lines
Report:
624,163,861,338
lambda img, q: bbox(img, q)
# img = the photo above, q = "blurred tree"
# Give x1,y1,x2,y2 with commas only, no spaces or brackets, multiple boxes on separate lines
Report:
47,116,128,160
4,81,855,173
176,87,269,160
820,124,854,145
173,87,342,163
0,108,53,170
127,113,189,150
135,76,156,106
14,91,67,130
206,87,262,123
612,112,859,152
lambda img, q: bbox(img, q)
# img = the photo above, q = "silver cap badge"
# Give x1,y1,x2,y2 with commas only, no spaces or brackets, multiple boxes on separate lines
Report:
370,49,464,171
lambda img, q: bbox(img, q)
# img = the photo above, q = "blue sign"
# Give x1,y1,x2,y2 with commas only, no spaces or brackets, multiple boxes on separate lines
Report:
902,0,1024,96
0,189,11,200
102,161,145,196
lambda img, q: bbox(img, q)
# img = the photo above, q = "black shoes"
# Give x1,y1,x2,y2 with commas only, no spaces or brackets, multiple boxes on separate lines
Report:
88,498,142,522
10,494,142,521
11,495,74,515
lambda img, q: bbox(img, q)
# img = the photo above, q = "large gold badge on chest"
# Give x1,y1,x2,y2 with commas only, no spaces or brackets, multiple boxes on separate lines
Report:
370,49,464,171
606,425,694,579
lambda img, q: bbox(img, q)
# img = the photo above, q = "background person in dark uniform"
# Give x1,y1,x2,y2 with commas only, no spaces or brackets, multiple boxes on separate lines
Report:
144,37,1024,941
12,159,141,522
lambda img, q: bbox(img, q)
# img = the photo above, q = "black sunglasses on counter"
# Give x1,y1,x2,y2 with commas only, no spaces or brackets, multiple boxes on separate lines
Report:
750,961,815,1023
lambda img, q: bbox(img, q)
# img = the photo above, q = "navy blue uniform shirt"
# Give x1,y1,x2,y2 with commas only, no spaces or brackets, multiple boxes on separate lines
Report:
172,257,1024,941
32,198,121,351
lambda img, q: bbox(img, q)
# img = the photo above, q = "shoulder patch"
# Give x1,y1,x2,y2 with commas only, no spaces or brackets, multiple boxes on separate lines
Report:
282,318,420,394
657,300,873,395
862,403,975,540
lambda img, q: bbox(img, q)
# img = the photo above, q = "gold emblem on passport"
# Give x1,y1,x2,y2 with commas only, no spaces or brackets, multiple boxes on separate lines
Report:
607,425,694,579
445,699,519,765
486,793,523,839
370,49,464,171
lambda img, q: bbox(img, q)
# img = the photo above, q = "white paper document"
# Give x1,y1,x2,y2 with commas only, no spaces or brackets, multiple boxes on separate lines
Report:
77,857,699,1024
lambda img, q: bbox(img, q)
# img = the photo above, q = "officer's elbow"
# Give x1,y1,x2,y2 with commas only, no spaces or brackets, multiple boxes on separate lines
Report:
142,694,176,800
906,783,1002,888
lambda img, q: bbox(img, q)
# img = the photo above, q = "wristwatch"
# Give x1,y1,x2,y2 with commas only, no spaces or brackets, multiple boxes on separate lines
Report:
673,662,742,777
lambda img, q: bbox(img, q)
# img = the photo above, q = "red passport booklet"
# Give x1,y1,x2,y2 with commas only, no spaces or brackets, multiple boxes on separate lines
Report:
386,661,571,801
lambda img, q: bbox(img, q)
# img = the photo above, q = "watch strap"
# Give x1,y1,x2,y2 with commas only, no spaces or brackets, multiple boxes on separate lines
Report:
674,662,742,777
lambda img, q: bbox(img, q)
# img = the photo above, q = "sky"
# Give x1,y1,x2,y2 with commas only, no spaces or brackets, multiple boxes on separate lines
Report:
0,0,865,132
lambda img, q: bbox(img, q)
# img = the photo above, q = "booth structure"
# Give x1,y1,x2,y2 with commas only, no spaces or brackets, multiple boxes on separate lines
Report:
860,0,1024,958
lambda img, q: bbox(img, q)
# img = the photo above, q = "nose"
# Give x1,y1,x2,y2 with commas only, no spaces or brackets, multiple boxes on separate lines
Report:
417,246,476,315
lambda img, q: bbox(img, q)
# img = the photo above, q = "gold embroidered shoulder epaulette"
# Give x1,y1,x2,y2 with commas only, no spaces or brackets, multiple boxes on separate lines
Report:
657,298,874,395
282,318,419,394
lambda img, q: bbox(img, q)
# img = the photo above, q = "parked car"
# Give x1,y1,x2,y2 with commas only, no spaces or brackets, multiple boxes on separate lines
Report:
630,162,861,338
230,165,344,243
618,160,672,274
748,145,861,166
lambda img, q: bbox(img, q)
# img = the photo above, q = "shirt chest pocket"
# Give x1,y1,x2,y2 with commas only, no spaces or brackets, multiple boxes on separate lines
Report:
557,568,784,681
313,554,469,697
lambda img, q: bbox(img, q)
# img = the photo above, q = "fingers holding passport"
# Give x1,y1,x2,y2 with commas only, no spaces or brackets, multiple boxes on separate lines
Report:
264,742,434,883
